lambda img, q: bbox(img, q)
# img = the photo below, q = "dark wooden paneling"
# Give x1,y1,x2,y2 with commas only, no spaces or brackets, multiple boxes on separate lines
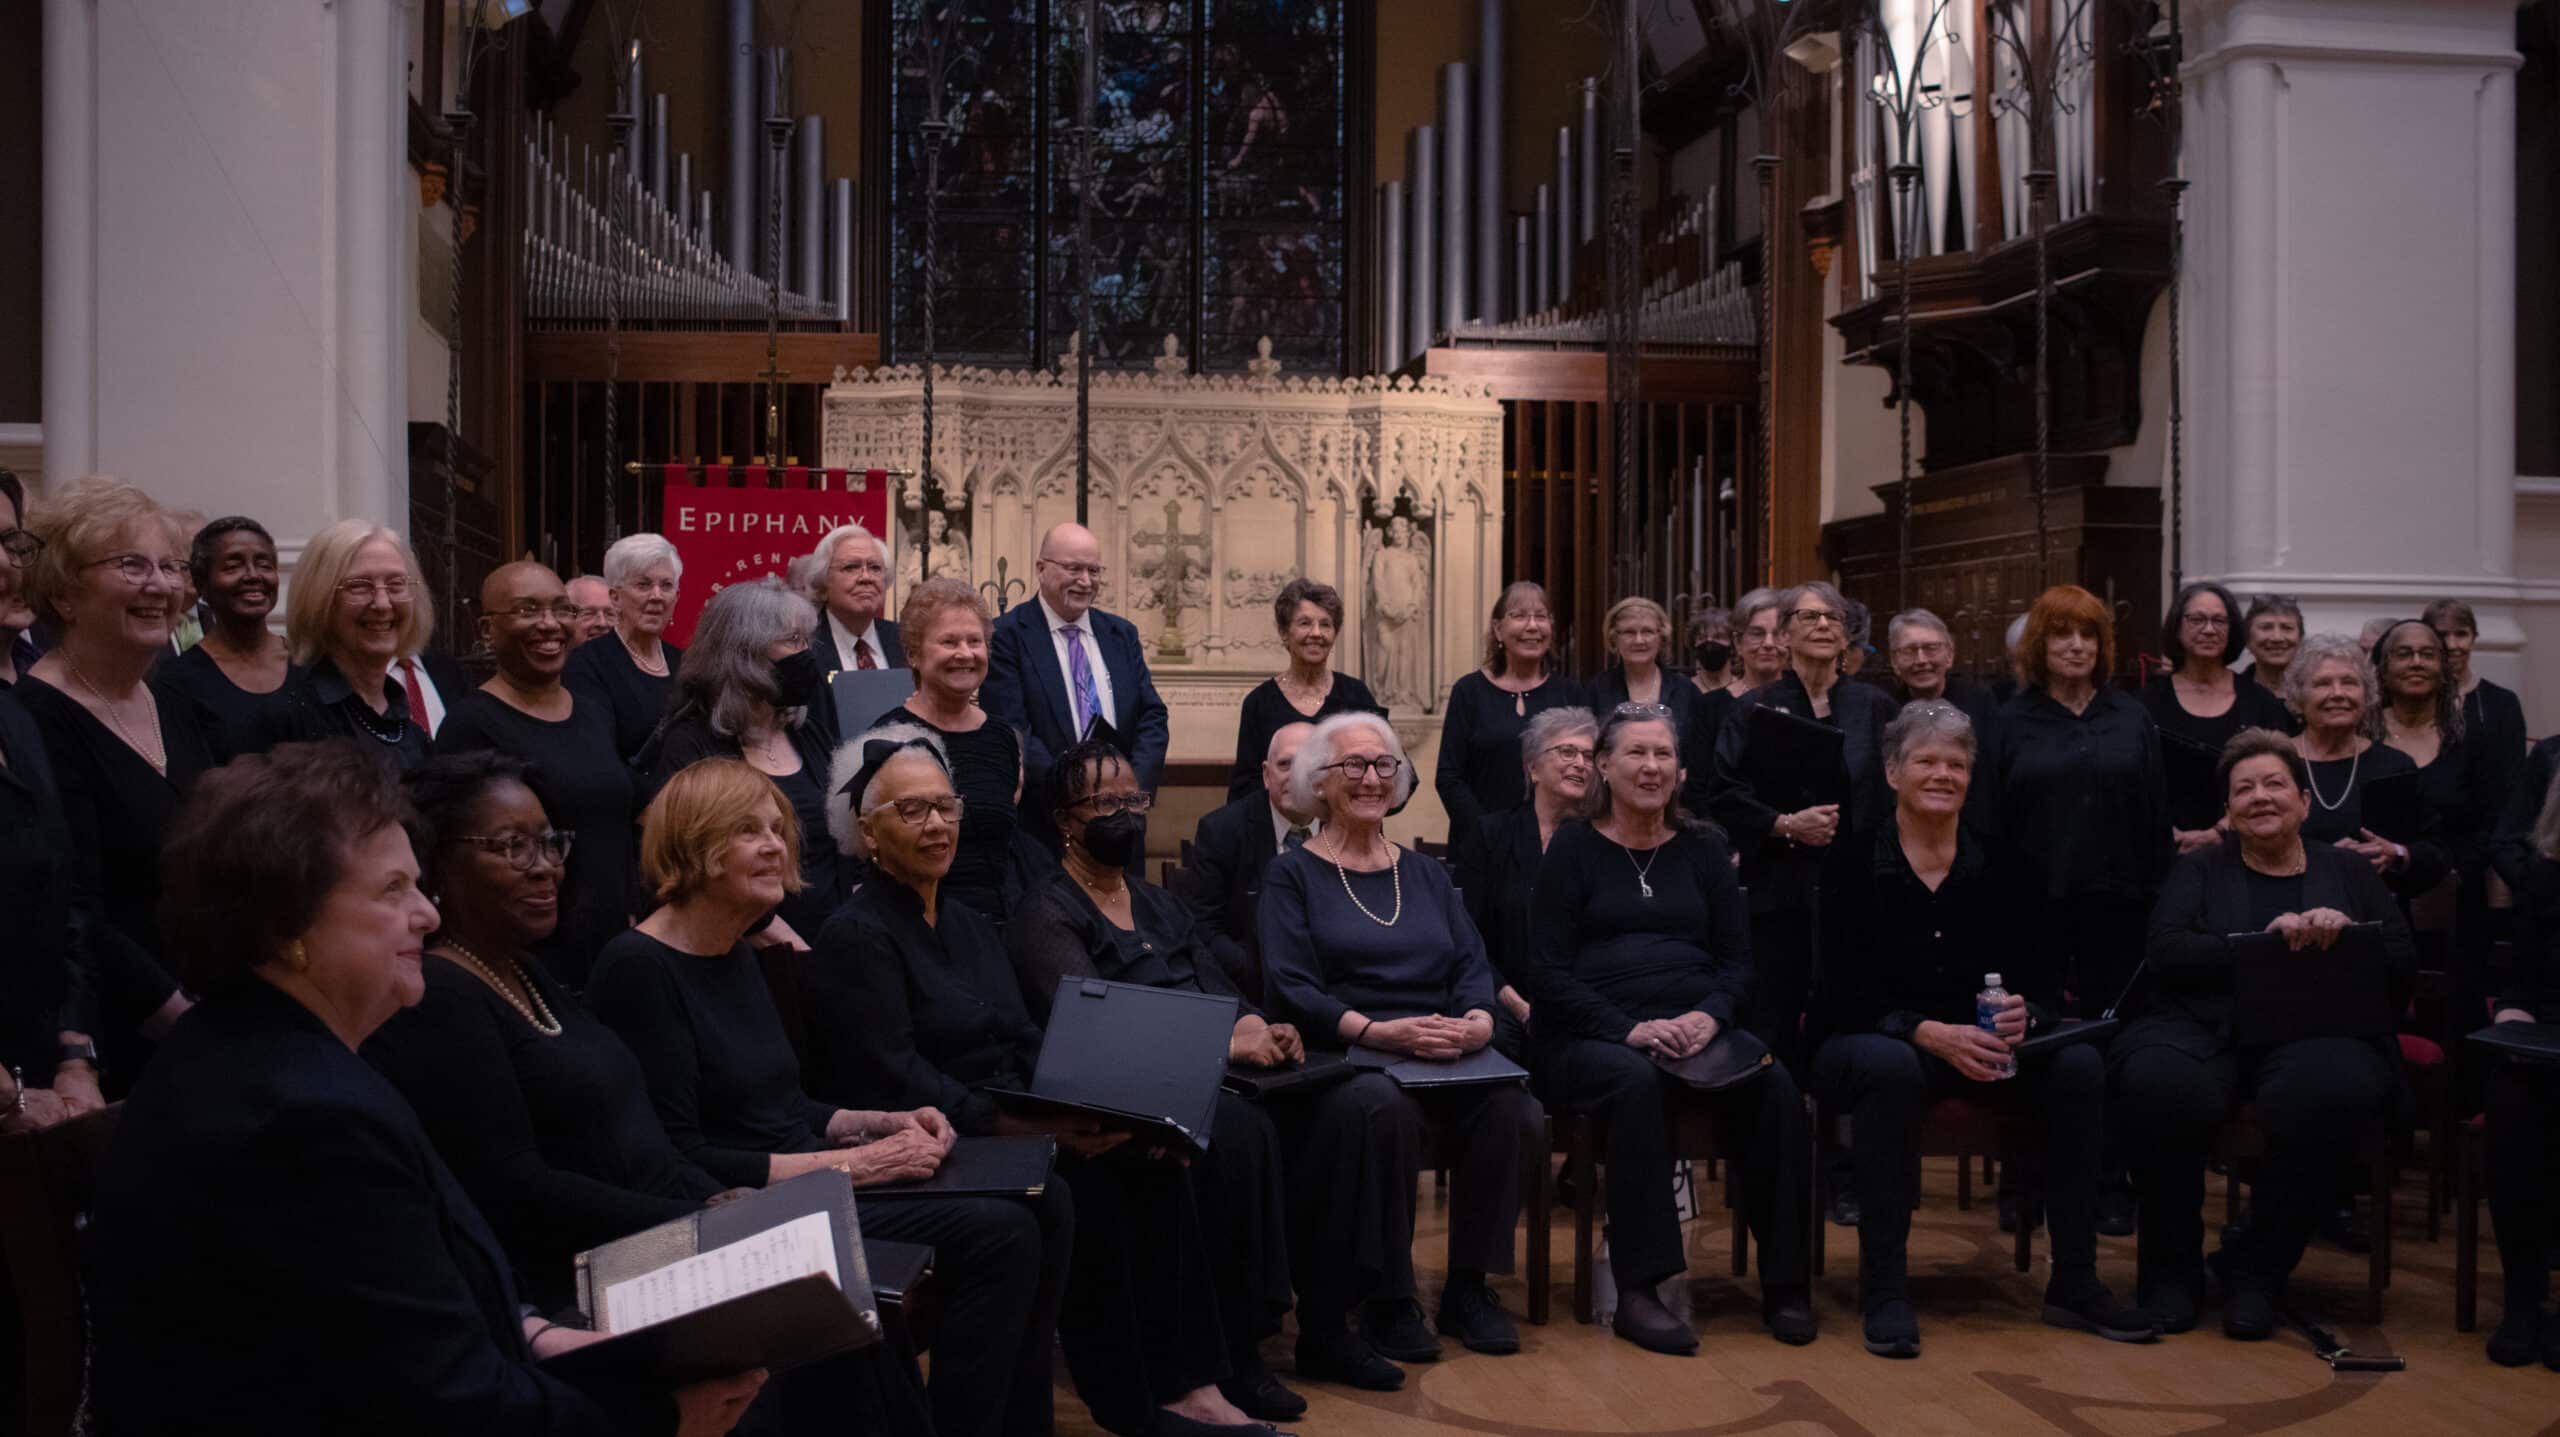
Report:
525,331,884,383
1424,348,1757,405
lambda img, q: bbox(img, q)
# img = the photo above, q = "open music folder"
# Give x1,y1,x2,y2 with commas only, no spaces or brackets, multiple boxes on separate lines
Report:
984,978,1239,1153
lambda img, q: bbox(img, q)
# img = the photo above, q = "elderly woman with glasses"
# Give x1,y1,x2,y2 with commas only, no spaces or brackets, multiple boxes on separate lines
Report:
1530,701,1815,1355
1883,608,1998,736
1592,597,1693,726
1815,702,2158,1358
1678,589,1786,816
1435,580,1587,841
1262,711,1539,1389
261,518,440,771
2280,633,2447,891
1454,705,1601,1057
1706,580,1897,1074
2142,582,2296,851
564,532,684,763
799,727,1282,1437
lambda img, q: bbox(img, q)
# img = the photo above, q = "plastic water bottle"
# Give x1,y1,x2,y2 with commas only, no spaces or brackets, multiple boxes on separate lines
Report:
1976,973,2016,1079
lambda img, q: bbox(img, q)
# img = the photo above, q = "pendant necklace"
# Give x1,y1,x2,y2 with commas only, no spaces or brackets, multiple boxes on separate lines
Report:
1623,834,1665,900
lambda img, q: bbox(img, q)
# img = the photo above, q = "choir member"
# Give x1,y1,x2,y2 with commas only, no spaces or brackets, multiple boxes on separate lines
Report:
0,471,38,687
92,739,764,1436
1453,704,1600,1057
2371,617,2505,1041
1012,737,1308,1423
1685,601,1735,696
2281,633,2446,891
1186,721,1319,999
563,532,685,764
17,476,208,1085
2424,598,2528,783
1884,608,1998,736
158,516,296,756
1264,712,1537,1387
2241,594,2303,701
1706,580,1897,1074
265,518,438,770
637,577,842,944
877,579,1029,924
1528,702,1815,1354
1434,580,1585,840
2143,581,2299,848
591,756,1065,1437
2113,730,2413,1339
1589,597,1695,733
1815,701,2158,1357
2423,597,2529,1024
564,575,615,644
1680,586,1785,827
1226,577,1380,803
2483,761,2560,1368
796,730,1279,1437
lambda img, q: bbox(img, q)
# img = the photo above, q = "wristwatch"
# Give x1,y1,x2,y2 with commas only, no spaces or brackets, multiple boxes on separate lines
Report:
57,1040,100,1070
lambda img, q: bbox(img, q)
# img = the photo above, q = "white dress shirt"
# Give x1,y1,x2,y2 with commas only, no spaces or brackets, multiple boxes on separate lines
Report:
1268,805,1320,850
1038,595,1117,733
395,655,449,738
825,610,890,673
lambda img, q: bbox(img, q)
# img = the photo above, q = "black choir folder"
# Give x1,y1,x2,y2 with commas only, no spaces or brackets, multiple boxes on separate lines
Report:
1736,704,1848,815
869,1134,1056,1200
1346,1044,1529,1089
829,668,917,738
1222,1051,1357,1099
2159,731,2225,831
2467,1021,2560,1066
546,1169,878,1386
2227,922,2396,1050
985,978,1238,1153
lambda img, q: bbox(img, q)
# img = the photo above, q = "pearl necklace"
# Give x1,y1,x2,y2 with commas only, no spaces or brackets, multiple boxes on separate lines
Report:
68,661,166,772
1322,833,1403,927
444,941,563,1037
619,630,668,677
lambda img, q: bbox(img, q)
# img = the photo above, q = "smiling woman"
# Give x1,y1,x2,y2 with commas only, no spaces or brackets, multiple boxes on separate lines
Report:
879,580,1026,925
261,518,437,772
159,515,299,756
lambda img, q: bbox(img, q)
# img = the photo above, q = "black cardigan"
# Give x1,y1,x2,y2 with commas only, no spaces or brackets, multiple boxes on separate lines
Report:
1815,823,2060,1044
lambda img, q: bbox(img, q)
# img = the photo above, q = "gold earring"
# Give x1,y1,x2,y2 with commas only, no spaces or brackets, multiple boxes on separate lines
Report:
283,939,310,973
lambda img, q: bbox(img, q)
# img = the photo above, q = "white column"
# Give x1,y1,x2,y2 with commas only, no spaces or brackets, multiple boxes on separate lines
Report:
2183,0,2523,680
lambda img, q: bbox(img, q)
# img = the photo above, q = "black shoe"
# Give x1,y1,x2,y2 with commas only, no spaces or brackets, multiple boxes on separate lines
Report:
1293,1329,1404,1391
2136,1281,2200,1335
2042,1278,2162,1344
2318,1201,2372,1255
1828,1190,1862,1228
2219,1269,2276,1343
1435,1279,1521,1355
2488,1307,2542,1367
1360,1298,1441,1363
1763,1287,1819,1346
2095,1189,2138,1238
1610,1289,1697,1355
1861,1298,1920,1359
1219,1370,1308,1422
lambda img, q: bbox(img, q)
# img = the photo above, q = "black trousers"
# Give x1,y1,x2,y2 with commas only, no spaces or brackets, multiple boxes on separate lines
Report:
860,1190,1070,1437
734,1343,934,1437
2111,1026,2393,1298
1277,1071,1538,1331
1814,1033,2104,1300
1055,1152,1229,1436
1540,1038,1807,1293
1746,909,1816,1077
2048,894,2149,1013
2485,1063,2559,1311
1189,1089,1293,1373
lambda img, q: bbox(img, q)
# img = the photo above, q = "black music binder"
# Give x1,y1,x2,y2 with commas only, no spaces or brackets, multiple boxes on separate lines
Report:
2015,1017,2120,1060
867,1135,1056,1200
2355,770,2423,845
1649,1028,1776,1091
2159,730,2225,831
1344,1044,1530,1089
1734,703,1847,815
2227,922,2396,1050
829,669,917,738
547,1169,878,1386
2466,1020,2560,1066
984,978,1238,1152
1221,1051,1357,1099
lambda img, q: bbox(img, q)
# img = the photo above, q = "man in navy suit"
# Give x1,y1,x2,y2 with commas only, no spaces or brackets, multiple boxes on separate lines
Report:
806,522,907,742
1184,721,1316,1000
985,521,1171,843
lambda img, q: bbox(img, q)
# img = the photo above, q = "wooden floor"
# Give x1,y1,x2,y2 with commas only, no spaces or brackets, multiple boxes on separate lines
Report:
1051,1159,2559,1437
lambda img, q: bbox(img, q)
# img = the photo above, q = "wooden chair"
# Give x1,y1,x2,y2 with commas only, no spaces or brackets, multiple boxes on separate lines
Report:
2216,1105,2392,1322
0,1103,122,1437
1811,1097,2035,1277
1555,1102,1760,1325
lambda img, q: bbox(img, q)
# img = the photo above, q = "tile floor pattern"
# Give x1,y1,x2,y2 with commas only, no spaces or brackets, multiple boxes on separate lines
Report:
1045,1159,2560,1437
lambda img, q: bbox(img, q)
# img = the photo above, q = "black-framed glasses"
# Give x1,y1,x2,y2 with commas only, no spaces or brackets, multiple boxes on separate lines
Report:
870,795,966,825
1071,792,1155,816
498,601,582,623
2180,612,2231,629
87,553,186,586
0,529,41,564
454,830,575,872
1327,755,1403,781
1786,607,1844,628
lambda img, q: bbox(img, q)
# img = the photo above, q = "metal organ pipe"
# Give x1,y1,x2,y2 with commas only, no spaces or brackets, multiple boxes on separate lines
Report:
1474,0,1504,322
831,177,855,321
650,95,670,204
1438,64,1469,330
725,0,755,268
1533,182,1553,312
796,117,825,298
1380,180,1406,367
1579,77,1600,244
1407,126,1436,364
624,47,645,176
1553,126,1575,305
1512,216,1530,318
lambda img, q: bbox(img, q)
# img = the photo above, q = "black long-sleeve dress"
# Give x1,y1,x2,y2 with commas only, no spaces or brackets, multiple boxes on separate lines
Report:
637,710,845,939
1227,672,1382,802
1434,670,1588,840
0,696,99,1078
562,632,683,763
155,644,298,760
886,705,1022,925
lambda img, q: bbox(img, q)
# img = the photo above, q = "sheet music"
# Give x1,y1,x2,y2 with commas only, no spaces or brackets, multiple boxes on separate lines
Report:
601,1211,840,1335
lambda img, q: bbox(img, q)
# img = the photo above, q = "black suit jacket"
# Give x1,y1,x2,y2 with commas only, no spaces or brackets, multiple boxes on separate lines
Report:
983,599,1171,811
807,614,907,747
90,982,665,1435
1187,792,1283,988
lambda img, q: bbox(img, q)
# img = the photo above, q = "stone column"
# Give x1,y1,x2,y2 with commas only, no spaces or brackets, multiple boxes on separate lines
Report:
2182,0,2522,685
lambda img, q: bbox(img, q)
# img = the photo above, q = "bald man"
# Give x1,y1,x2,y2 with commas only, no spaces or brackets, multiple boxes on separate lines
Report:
1182,722,1318,998
983,521,1171,846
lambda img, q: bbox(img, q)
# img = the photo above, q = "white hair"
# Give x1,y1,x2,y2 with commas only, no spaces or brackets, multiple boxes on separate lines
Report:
1286,710,1413,817
602,532,681,589
809,523,882,575
1885,608,1951,652
826,721,950,857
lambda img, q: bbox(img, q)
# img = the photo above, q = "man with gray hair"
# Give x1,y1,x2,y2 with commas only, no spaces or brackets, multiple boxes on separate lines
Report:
806,521,907,678
564,575,615,643
1184,721,1321,997
1884,608,2000,737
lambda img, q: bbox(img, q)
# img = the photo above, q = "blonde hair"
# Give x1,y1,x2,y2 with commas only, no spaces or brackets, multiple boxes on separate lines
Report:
1603,596,1671,657
286,519,434,666
638,758,809,904
25,476,171,630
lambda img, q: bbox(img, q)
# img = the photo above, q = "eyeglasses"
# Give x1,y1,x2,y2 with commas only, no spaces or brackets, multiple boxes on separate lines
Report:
1540,742,1596,767
87,553,186,586
617,577,678,596
1892,641,1953,660
870,795,966,825
1072,792,1156,816
832,559,886,577
573,606,615,624
339,576,413,603
453,829,575,872
0,529,45,564
499,601,583,623
1327,755,1404,781
2180,613,2231,630
1042,560,1106,580
1787,608,1844,628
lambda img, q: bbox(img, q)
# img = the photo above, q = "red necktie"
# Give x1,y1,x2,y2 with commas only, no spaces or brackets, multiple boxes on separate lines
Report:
398,657,433,733
855,640,878,671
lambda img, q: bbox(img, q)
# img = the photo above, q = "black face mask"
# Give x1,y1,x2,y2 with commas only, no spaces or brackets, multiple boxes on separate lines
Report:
1080,811,1147,867
1693,639,1733,673
770,648,827,709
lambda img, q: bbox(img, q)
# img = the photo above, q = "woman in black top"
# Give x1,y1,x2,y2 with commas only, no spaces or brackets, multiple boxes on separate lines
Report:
1814,702,2156,1357
882,579,1034,925
2482,765,2560,1367
1435,580,1585,840
2427,598,2528,788
1530,705,1814,1355
263,519,437,771
17,477,208,1087
1228,577,1383,802
2240,594,2303,704
2142,582,2298,845
1707,580,1898,1074
796,732,1278,1437
1454,704,1599,1058
1678,589,1782,816
433,563,637,987
2113,732,2414,1340
158,516,296,758
592,756,1064,1437
0,683,110,1130
0,474,34,689
1010,739,1307,1422
563,532,685,763
1589,597,1696,731
637,577,842,945
1263,711,1537,1388
2280,633,2447,891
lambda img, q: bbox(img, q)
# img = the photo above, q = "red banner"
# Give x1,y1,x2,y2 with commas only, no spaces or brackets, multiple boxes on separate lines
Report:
659,472,890,645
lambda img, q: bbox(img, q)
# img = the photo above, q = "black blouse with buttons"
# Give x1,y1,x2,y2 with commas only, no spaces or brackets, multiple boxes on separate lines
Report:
1972,684,2171,903
1816,824,2057,1045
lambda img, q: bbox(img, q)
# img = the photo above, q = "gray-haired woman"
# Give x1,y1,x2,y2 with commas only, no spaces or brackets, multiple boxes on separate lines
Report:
2281,632,2446,890
1454,705,1601,1056
636,576,841,943
564,532,685,762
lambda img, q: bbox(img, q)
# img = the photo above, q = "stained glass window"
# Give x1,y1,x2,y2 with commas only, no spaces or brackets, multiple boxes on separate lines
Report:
886,0,1348,374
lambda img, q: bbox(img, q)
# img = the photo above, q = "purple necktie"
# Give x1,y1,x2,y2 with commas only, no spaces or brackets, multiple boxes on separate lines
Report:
1062,624,1102,737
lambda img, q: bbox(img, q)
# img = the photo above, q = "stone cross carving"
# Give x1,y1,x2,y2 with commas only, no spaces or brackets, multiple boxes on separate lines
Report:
1132,497,1211,663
